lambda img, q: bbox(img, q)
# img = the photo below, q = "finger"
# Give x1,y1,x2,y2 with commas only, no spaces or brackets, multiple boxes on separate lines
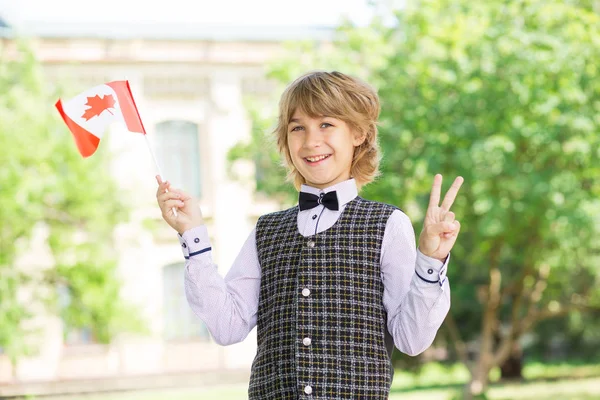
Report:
443,211,456,223
162,199,185,212
440,176,464,212
453,220,461,235
158,190,180,204
175,190,192,202
156,175,163,185
443,220,461,237
162,188,192,203
426,221,455,236
428,174,443,209
155,179,170,197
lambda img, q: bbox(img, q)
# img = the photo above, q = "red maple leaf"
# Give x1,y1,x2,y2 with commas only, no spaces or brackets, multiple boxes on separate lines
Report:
81,94,116,120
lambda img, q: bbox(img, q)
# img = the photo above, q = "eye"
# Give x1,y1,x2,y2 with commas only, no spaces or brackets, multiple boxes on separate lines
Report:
290,125,304,132
320,123,333,129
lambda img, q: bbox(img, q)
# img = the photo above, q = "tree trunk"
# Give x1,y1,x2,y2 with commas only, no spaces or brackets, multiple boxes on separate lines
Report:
500,341,523,380
463,266,502,399
463,316,494,399
464,363,492,400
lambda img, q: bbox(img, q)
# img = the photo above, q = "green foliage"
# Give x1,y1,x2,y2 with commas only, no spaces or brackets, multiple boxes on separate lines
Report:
0,42,144,362
372,0,600,343
268,17,395,85
227,101,296,205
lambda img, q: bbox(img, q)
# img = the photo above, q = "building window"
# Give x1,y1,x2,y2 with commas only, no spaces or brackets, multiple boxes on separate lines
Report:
58,284,96,345
154,121,202,197
64,327,95,345
162,263,210,341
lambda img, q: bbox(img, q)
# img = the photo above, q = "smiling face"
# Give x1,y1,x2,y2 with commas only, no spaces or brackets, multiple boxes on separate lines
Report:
287,108,364,189
275,71,382,190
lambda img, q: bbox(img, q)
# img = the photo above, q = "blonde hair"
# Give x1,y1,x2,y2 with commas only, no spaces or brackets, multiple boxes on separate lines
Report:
274,71,381,190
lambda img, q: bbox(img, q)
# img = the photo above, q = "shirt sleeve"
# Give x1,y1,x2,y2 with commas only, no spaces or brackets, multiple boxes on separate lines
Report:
182,226,261,346
380,210,451,356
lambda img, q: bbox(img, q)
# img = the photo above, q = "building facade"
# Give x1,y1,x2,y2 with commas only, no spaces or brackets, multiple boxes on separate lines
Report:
0,19,331,392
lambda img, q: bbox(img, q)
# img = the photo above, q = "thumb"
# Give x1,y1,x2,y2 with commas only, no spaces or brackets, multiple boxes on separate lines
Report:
426,221,456,236
172,189,192,201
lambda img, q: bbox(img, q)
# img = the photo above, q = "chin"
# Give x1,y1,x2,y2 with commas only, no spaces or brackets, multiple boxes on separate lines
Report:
309,179,335,188
306,175,330,184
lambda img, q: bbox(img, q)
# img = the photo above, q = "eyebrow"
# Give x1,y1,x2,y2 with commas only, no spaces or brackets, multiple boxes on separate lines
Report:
288,115,331,124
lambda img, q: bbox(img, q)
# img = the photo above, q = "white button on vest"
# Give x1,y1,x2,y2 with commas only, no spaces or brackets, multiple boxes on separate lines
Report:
307,240,315,248
304,385,313,395
302,337,312,346
302,288,311,297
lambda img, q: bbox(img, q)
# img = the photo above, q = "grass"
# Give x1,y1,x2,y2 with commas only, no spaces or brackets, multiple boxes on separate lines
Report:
42,361,600,400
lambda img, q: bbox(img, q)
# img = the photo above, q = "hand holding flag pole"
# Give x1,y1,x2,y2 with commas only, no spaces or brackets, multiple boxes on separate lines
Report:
55,80,176,215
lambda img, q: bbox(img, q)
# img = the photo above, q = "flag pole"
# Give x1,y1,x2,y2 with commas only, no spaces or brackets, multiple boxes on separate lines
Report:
144,135,177,216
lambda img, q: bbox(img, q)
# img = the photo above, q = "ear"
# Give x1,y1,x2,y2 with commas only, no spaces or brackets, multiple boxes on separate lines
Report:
352,130,367,147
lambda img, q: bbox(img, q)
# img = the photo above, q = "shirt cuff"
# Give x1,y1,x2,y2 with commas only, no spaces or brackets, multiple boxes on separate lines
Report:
178,226,212,259
415,249,450,287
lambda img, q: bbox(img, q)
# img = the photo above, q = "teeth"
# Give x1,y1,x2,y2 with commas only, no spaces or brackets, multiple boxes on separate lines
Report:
306,155,329,162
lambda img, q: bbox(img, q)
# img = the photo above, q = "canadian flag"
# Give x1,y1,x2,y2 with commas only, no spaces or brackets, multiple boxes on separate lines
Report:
55,80,146,157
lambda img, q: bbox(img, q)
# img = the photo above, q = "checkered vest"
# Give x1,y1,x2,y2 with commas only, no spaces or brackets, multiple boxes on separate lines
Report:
248,197,398,399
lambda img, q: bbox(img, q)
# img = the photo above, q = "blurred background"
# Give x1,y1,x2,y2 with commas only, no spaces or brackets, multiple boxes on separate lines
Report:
0,0,599,399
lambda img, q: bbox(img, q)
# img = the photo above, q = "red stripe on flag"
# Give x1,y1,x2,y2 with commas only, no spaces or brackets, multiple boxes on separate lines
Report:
55,99,101,158
106,80,146,134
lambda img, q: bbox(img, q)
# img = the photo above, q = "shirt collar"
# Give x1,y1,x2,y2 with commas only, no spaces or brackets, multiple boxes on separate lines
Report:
299,178,358,209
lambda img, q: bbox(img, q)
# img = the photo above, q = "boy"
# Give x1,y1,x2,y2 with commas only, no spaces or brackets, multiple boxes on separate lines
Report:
156,71,463,399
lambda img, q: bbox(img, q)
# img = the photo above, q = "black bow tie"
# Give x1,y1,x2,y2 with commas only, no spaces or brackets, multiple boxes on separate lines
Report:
299,191,339,211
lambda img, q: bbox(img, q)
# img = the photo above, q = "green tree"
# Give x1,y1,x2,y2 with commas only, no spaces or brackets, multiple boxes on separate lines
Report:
0,43,143,367
371,0,600,397
230,0,600,398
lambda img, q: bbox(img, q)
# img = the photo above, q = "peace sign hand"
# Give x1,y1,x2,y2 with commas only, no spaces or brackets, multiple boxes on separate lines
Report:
418,174,464,262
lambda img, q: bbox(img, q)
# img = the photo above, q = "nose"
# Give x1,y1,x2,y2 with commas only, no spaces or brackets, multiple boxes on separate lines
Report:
302,127,321,149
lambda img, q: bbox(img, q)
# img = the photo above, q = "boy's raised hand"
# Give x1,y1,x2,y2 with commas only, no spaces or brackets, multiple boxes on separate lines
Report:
156,175,204,235
418,174,464,262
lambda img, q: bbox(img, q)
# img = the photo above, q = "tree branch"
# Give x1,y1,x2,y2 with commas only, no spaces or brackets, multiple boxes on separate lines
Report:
531,294,600,324
493,261,548,367
477,241,504,374
493,283,526,366
512,263,551,334
444,312,470,368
